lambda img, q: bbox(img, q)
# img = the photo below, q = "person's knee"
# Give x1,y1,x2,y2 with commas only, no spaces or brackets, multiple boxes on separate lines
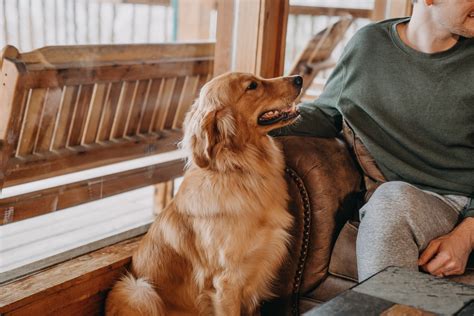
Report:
359,181,422,232
362,181,423,219
372,181,422,204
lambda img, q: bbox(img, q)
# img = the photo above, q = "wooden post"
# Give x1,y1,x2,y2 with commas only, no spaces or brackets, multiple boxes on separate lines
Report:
214,0,234,76
373,0,412,21
155,0,217,214
177,0,216,41
214,0,289,78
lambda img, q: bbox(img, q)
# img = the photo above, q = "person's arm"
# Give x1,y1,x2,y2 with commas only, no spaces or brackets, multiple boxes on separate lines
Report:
270,60,346,138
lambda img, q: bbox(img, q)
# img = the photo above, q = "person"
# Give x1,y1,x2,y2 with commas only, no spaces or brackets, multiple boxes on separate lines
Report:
273,0,474,281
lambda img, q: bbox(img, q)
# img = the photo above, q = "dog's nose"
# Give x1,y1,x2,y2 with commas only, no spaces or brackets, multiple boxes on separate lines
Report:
293,76,303,87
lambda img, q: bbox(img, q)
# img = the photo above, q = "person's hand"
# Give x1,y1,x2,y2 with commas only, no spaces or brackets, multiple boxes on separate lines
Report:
418,217,474,277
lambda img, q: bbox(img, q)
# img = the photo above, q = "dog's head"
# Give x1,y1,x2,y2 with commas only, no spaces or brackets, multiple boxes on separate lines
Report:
182,72,302,169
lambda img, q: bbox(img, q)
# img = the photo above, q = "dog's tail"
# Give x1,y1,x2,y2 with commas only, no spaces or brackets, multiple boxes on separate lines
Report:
106,273,165,316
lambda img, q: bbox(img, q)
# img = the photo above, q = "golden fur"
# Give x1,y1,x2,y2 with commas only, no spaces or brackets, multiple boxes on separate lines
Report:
106,72,302,316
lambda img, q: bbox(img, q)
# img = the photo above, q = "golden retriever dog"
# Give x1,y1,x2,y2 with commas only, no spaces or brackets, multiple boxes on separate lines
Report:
106,72,303,316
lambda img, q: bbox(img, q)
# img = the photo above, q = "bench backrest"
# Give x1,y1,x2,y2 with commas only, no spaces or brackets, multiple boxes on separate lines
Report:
0,43,214,224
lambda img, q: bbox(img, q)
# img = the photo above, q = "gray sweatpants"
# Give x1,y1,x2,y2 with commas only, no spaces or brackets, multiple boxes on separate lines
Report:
356,181,470,281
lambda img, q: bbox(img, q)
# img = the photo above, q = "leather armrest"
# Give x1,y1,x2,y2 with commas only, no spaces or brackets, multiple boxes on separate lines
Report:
273,136,362,298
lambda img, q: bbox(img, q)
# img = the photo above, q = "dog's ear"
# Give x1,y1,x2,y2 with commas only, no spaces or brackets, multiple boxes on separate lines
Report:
191,108,235,169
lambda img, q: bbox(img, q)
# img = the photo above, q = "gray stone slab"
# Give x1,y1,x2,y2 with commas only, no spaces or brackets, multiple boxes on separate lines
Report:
353,267,474,315
303,290,395,316
456,300,474,316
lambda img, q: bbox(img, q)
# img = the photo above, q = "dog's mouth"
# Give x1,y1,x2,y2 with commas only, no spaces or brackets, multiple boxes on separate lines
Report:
257,105,300,126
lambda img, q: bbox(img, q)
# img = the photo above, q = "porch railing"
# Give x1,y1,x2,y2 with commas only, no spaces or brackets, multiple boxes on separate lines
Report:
1,0,373,98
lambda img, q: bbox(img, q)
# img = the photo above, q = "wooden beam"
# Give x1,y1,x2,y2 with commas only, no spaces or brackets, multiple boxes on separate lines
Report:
4,130,183,187
256,0,289,78
214,0,235,76
177,0,216,41
215,0,289,78
0,158,184,225
0,237,141,315
289,5,372,19
372,0,412,21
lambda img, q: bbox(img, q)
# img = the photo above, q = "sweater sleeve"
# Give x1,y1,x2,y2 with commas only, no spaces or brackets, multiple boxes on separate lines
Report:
270,60,345,138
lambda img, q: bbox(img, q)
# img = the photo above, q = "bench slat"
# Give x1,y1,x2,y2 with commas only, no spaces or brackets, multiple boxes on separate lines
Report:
153,77,177,131
125,80,151,137
34,88,63,153
50,86,80,150
68,84,95,147
22,59,213,89
163,76,186,130
110,81,137,139
82,83,108,145
17,89,46,157
96,82,122,142
138,78,163,134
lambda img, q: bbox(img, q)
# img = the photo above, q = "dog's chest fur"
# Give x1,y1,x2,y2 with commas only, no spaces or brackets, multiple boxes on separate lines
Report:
173,142,293,306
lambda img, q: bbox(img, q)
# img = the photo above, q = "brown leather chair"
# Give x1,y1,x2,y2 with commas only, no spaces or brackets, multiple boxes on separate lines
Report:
262,136,474,316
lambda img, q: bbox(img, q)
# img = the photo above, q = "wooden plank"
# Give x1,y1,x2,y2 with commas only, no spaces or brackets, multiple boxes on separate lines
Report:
137,78,163,134
0,58,27,191
47,291,107,316
256,0,289,78
34,88,62,153
373,0,412,20
125,80,150,137
67,85,95,147
6,269,119,316
50,86,80,150
229,0,288,77
372,0,388,21
82,83,108,145
177,0,215,41
163,77,186,129
0,237,141,314
16,89,46,157
172,75,199,129
110,81,137,140
233,0,261,74
96,82,122,142
0,159,184,224
18,42,214,66
153,180,174,215
214,0,235,76
3,130,182,187
22,59,214,89
2,42,214,195
289,5,372,19
152,77,176,132
389,0,412,18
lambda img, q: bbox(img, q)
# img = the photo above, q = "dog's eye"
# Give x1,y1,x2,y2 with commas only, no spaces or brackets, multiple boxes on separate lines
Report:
246,81,258,91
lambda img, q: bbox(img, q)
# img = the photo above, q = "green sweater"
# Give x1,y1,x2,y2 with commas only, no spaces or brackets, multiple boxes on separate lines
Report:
276,18,474,217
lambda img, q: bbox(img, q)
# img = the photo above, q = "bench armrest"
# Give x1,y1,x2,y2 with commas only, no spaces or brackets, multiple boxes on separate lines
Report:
266,136,361,315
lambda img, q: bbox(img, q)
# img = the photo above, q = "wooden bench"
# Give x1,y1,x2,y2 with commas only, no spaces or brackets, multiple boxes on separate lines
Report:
0,43,214,224
0,42,214,314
